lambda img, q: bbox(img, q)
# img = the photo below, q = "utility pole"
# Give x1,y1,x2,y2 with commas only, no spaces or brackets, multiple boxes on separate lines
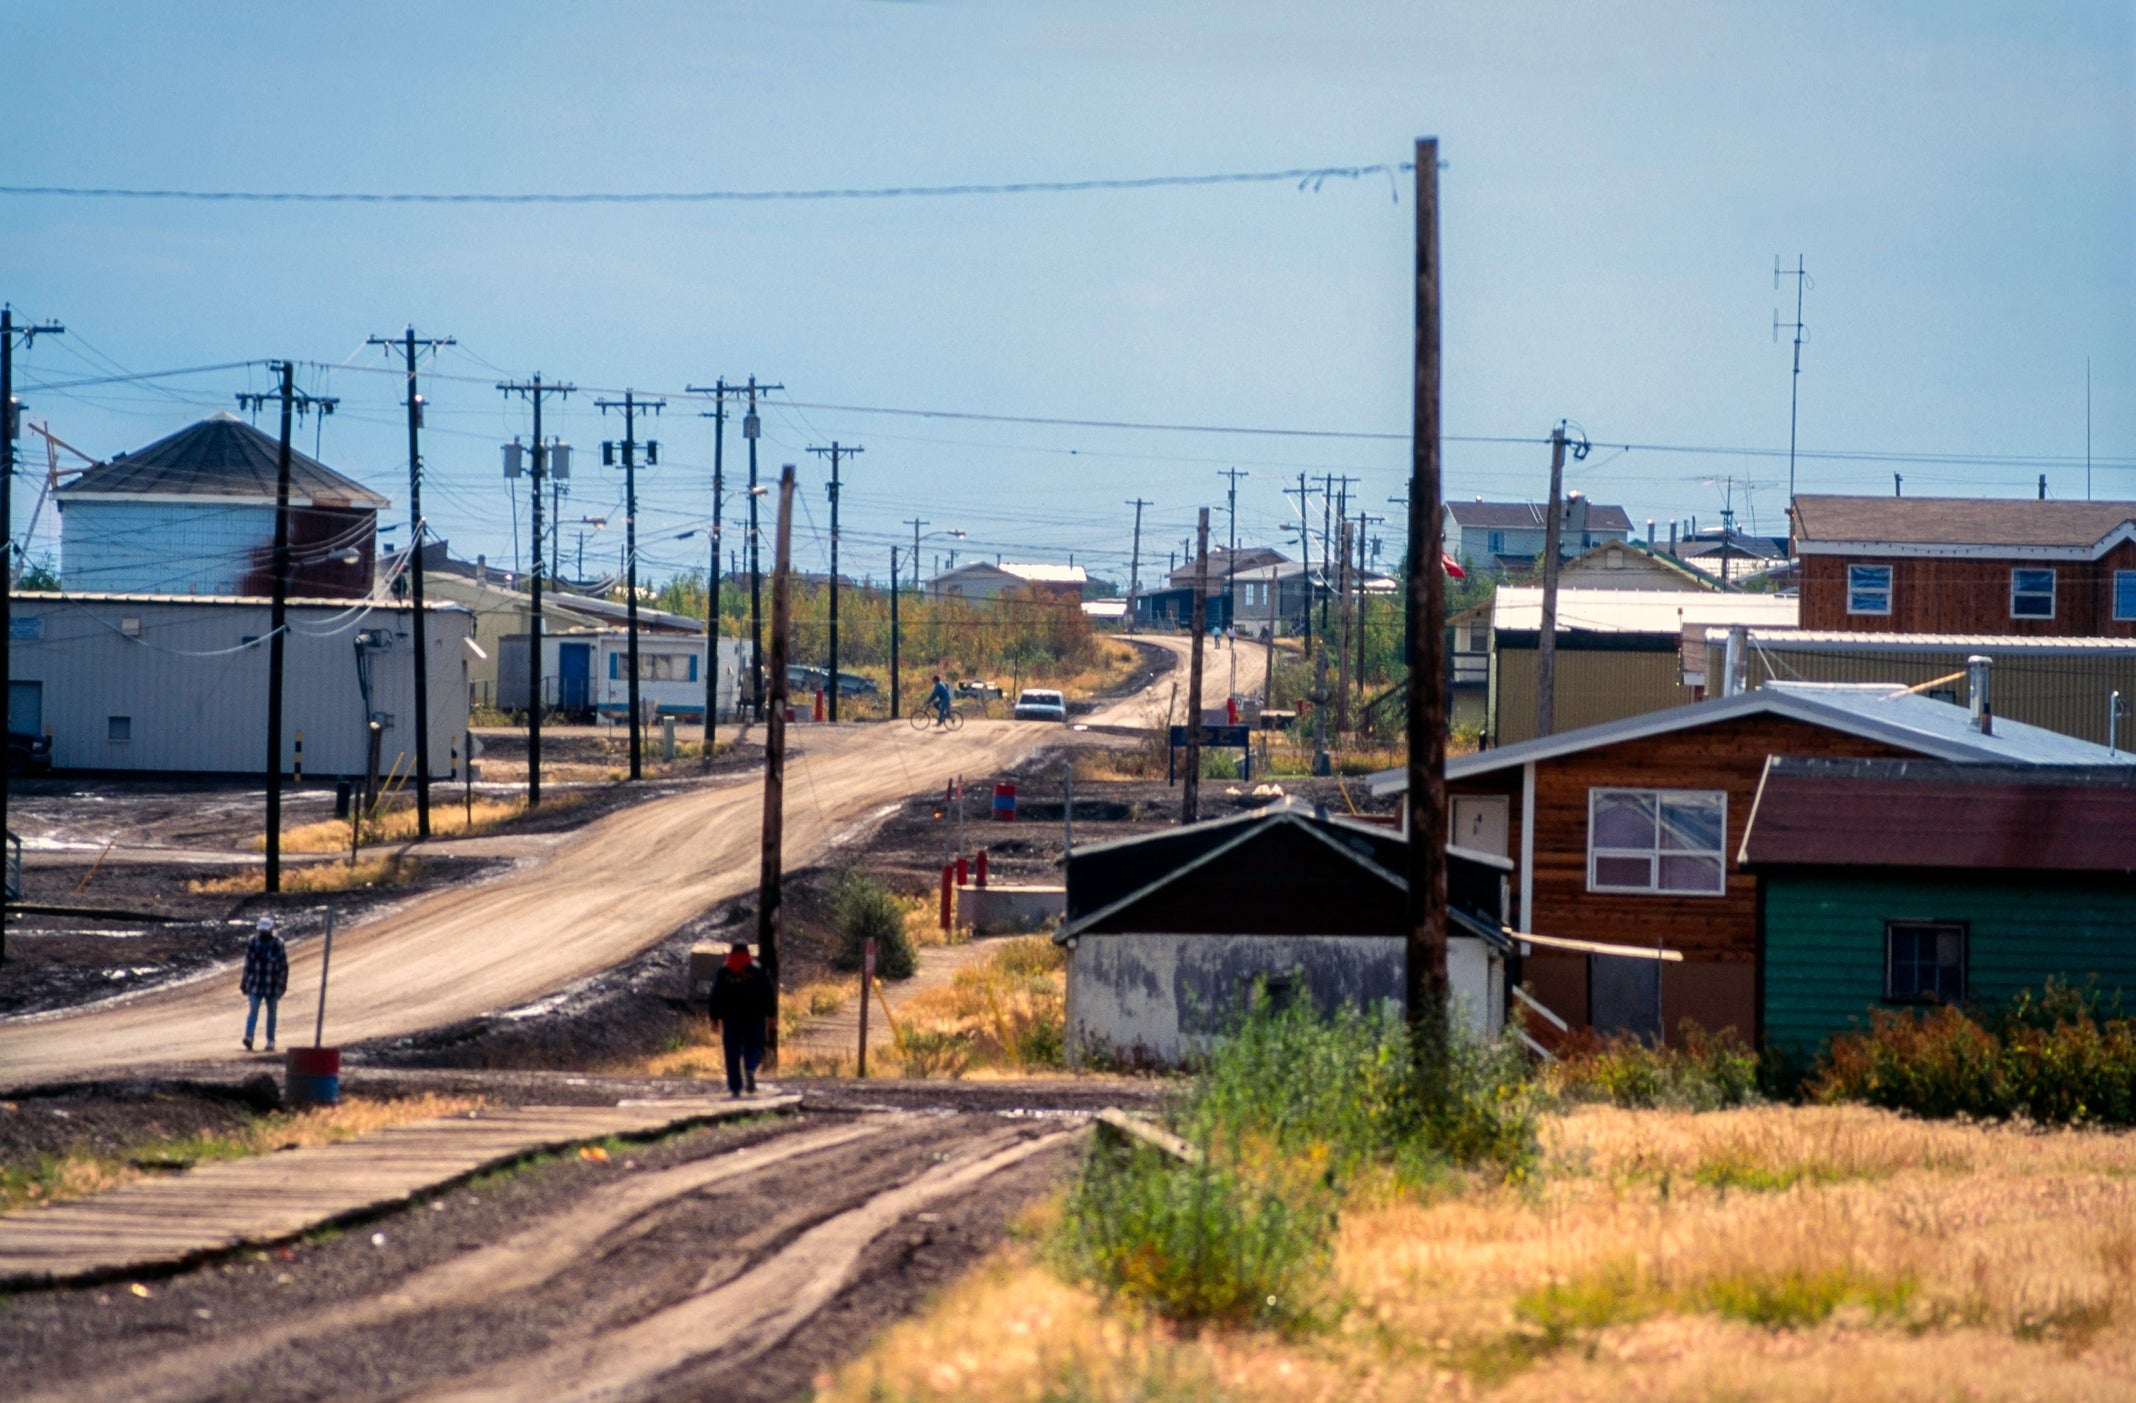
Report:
889,546,902,719
1182,508,1210,824
906,518,930,602
2,306,61,958
598,389,665,778
807,442,861,721
1535,423,1568,739
1336,521,1354,735
687,379,737,766
1219,469,1247,702
1285,473,1314,659
740,378,782,721
236,364,336,894
1124,497,1151,634
1356,512,1387,689
1774,256,1810,504
498,375,573,805
757,465,798,1070
368,328,452,838
1405,135,1451,1063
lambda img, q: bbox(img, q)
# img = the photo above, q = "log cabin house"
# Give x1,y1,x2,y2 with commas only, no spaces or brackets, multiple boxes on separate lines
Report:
1370,679,2135,1047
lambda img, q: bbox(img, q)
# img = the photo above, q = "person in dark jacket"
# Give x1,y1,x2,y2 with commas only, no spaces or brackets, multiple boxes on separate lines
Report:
240,916,290,1052
706,941,773,1096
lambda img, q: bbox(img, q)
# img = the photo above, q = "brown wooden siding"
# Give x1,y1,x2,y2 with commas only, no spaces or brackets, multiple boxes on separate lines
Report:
1801,552,2136,638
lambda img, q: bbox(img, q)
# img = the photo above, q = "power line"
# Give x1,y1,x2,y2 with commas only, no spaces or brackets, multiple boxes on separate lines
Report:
0,161,1414,206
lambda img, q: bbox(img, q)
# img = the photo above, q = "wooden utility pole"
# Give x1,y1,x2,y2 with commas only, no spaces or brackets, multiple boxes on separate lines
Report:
597,390,664,778
687,379,738,766
1335,521,1354,735
368,327,453,836
889,546,902,719
741,378,783,722
807,442,861,721
1124,498,1151,634
756,465,797,1069
1535,423,1568,739
1220,467,1247,702
1,306,62,959
498,374,574,806
1182,508,1210,823
1404,136,1451,1055
1285,472,1314,660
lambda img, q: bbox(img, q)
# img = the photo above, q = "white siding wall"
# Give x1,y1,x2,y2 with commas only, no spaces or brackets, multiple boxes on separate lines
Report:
59,500,280,595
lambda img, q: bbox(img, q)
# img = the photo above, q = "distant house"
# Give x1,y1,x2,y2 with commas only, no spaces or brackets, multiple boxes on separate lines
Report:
1444,498,1633,575
57,413,388,599
1369,678,2135,1046
1556,539,1723,592
1791,494,2136,637
1226,560,1324,638
926,561,1087,604
496,629,746,723
1672,526,1791,588
1485,587,1800,744
1741,758,2136,1063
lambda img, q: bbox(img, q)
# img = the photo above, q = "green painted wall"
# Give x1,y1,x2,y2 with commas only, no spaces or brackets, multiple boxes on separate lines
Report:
1762,873,2136,1062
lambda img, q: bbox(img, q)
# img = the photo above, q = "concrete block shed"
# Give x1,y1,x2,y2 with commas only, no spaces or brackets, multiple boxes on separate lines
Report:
1739,757,2136,1063
1054,801,1514,1066
8,593,472,778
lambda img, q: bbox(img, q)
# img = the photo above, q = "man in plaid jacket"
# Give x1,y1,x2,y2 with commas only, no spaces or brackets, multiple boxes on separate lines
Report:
240,916,290,1052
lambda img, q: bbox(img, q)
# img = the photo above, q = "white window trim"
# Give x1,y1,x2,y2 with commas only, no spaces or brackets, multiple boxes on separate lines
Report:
2112,570,2136,623
2009,567,2057,621
1846,563,1893,616
1586,787,1728,897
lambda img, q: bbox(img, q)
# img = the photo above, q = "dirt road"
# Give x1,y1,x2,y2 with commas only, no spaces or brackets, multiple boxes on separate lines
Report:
1083,630,1272,729
5,1104,1081,1403
0,719,1058,1090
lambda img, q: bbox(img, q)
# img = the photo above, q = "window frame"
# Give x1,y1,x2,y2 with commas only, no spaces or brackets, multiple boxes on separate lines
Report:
1586,787,1729,897
1883,920,1968,1005
2112,570,2136,623
2009,567,2057,621
107,715,132,743
1486,530,1506,554
1846,563,1893,616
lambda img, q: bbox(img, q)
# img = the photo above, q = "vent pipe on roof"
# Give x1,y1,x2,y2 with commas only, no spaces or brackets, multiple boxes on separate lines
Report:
2038,475,2047,500
2109,690,2123,758
1645,518,1655,547
1668,521,1678,554
1968,655,1992,735
1722,625,1748,698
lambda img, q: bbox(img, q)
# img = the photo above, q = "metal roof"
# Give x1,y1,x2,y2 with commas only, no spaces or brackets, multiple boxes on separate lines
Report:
1491,587,1798,634
57,414,390,510
1748,630,2136,653
1367,680,2136,794
1739,756,2136,872
1791,494,2136,556
13,590,461,613
1445,500,1636,532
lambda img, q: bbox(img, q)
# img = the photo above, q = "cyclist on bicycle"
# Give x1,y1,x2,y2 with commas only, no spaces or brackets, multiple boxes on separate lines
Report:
926,674,954,727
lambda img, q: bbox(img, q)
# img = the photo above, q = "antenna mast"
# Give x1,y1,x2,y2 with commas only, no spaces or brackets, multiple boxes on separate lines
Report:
1774,255,1811,502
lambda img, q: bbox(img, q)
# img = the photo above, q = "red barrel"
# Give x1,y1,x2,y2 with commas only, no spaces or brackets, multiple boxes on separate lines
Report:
286,1046,341,1107
992,781,1017,821
975,850,989,887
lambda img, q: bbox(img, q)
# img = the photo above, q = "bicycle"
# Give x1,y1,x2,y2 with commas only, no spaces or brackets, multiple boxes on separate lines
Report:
908,705,966,733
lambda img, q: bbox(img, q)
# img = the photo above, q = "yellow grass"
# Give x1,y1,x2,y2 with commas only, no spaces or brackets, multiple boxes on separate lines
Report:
263,789,602,854
0,1093,480,1214
816,1103,2136,1401
188,854,426,895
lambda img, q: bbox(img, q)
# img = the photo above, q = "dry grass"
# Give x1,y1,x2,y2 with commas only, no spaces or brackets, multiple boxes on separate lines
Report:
187,854,426,895
817,1103,2136,1401
0,1093,480,1214
266,797,536,855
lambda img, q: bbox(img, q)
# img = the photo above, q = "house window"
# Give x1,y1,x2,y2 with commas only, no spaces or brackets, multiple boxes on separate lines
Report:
1846,564,1892,616
1487,531,1506,554
1885,921,1966,1003
2010,568,2056,620
107,716,132,743
1588,788,1727,896
2113,571,2136,622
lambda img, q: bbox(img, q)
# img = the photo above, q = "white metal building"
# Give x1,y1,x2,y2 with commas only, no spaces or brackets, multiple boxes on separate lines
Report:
8,593,472,777
496,630,746,721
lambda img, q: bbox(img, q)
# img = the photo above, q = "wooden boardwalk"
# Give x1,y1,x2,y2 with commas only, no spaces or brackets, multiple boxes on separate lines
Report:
0,1095,796,1289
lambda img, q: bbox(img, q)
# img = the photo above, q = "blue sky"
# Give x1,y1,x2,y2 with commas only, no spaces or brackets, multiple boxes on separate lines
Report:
6,0,2129,588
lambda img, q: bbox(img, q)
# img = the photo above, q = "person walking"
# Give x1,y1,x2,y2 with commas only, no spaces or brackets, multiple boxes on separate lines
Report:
706,940,773,1096
240,916,289,1052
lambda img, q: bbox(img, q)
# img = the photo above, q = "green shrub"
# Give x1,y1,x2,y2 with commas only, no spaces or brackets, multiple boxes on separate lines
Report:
1812,982,2136,1126
828,872,916,980
1550,1022,1760,1112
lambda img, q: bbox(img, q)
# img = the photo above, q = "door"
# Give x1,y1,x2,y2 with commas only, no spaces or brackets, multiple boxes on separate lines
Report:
8,680,42,736
558,643,592,715
1450,794,1509,857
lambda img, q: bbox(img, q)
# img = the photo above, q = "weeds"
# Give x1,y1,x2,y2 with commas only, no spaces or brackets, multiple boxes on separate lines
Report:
886,935,1067,1075
1549,1021,1760,1111
188,855,426,896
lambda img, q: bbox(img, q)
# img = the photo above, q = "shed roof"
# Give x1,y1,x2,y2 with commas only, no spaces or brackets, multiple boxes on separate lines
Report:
1791,494,2136,556
58,414,389,510
1491,586,1798,634
1746,629,2136,654
1738,756,2136,873
1367,680,2136,794
1446,500,1635,532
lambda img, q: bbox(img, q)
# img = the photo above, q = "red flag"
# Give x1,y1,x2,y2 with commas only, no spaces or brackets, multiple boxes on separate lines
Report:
1442,553,1467,579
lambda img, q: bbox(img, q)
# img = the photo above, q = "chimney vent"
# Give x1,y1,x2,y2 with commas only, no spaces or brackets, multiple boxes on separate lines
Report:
1968,655,1993,735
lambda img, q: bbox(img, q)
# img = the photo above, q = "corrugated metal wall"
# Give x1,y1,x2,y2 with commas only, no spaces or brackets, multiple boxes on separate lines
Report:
1492,645,1691,744
8,596,471,776
1747,643,2136,747
59,500,278,595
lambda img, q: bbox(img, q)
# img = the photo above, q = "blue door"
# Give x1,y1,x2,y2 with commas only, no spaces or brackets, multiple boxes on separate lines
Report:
558,643,593,715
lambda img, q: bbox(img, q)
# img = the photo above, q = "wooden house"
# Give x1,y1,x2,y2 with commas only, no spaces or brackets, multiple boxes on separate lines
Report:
1791,494,2136,637
1370,679,2135,1045
1444,498,1633,575
1740,758,2136,1063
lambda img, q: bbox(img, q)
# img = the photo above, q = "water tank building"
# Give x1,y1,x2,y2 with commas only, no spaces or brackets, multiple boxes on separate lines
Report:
56,413,387,599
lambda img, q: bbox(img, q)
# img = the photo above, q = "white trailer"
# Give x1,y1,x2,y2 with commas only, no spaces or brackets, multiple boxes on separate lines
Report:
497,629,745,721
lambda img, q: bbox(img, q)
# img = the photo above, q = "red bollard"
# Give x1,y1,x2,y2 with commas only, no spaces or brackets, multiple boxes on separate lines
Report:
975,850,989,887
955,854,968,887
940,864,953,930
813,690,826,722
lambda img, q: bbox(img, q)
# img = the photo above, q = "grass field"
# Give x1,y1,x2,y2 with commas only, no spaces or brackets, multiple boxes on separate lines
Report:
820,1102,2136,1401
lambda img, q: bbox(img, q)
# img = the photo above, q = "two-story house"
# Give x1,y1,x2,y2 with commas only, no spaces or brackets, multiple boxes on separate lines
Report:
1444,498,1634,575
1792,495,2136,637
